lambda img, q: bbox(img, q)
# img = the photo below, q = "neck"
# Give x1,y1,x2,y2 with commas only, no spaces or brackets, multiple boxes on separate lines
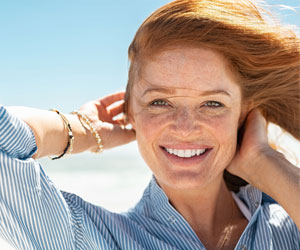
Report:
159,175,234,240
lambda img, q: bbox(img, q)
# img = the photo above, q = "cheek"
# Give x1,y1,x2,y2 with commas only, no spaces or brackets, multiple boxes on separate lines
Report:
134,112,171,138
212,115,239,141
208,114,240,164
133,113,171,169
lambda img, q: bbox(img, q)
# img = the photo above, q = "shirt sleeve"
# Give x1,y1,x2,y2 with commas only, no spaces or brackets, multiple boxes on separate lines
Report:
0,105,37,160
0,105,76,249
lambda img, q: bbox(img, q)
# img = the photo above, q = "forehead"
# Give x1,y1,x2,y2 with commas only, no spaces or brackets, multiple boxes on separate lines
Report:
135,46,240,95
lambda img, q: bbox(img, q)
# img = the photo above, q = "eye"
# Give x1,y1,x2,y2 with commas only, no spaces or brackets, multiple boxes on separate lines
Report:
150,99,170,107
204,101,224,108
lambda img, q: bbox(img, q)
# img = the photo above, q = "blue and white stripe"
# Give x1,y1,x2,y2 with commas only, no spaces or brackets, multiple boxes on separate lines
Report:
0,105,299,250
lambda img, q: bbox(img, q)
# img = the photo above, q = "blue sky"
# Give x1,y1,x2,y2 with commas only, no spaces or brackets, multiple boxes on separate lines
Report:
0,0,299,112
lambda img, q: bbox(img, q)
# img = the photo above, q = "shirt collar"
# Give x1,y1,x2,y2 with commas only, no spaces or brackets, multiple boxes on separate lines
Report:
236,184,263,215
136,176,202,244
145,176,264,216
134,176,267,248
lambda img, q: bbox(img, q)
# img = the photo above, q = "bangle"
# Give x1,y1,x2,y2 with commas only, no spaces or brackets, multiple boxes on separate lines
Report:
49,109,74,160
71,110,104,154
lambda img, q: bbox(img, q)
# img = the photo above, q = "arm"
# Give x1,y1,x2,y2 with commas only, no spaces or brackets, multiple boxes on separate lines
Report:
7,92,135,159
0,92,136,249
0,105,76,249
252,150,300,229
227,109,300,230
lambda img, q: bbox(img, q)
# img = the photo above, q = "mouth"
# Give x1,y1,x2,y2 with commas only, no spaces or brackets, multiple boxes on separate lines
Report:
163,147,207,158
160,145,212,164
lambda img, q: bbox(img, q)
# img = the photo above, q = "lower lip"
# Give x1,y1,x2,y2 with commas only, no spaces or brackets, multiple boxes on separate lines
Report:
160,147,211,166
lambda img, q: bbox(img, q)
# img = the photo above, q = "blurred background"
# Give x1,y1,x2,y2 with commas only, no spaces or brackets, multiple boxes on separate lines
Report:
0,0,299,249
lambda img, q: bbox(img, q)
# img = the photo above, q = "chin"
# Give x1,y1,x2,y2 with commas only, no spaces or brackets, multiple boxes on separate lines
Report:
156,170,221,191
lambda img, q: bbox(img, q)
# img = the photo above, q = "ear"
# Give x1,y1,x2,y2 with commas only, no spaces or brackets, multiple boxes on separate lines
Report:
126,105,136,130
128,113,136,130
238,110,247,128
123,95,136,130
238,101,252,128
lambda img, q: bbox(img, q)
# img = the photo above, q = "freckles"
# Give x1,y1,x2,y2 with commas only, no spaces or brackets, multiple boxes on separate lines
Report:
204,114,239,140
200,114,228,129
135,112,172,138
143,116,167,130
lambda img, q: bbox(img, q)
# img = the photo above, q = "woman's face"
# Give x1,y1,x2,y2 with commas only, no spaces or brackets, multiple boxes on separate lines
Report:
129,46,244,191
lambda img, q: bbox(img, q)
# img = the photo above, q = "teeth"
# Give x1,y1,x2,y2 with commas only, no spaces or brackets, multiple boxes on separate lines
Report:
178,150,185,157
185,150,192,158
165,147,207,158
196,149,205,155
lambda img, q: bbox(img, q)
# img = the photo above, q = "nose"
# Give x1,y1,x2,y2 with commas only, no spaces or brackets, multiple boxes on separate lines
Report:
170,107,200,137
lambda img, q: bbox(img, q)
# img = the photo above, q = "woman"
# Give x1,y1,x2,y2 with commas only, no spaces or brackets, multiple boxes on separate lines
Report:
0,0,299,249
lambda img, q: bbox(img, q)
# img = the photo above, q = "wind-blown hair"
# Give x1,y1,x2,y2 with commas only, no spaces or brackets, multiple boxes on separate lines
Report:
125,0,300,141
124,0,300,191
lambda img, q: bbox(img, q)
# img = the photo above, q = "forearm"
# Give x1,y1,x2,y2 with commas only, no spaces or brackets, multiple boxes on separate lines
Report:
7,107,94,159
249,150,300,229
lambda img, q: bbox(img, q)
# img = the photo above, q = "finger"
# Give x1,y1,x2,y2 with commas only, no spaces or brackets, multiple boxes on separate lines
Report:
113,116,129,126
110,119,125,125
247,109,267,130
108,102,124,117
245,109,268,142
99,92,125,108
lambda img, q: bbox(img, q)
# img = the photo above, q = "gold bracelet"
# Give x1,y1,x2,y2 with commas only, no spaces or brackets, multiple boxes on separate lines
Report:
71,110,104,154
49,109,74,160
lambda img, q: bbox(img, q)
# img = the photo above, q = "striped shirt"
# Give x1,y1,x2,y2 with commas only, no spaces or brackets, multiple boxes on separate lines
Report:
0,105,299,250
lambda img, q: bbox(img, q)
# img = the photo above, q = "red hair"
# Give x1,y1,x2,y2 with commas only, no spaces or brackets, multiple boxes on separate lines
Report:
124,0,300,190
125,0,300,141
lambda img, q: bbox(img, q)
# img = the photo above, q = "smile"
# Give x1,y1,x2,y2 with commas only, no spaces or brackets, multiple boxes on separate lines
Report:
163,147,207,158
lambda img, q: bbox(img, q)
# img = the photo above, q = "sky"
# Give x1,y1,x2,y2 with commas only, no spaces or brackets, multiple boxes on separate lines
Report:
0,0,168,111
0,0,299,112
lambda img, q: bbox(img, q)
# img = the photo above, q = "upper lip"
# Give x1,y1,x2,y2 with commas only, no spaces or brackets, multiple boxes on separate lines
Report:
160,144,212,150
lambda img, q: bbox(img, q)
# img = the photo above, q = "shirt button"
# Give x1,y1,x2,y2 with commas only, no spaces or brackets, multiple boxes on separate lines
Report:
168,215,176,224
241,245,247,250
255,202,260,208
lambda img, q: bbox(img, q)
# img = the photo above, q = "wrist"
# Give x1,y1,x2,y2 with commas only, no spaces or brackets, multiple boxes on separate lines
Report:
246,148,292,195
69,112,104,153
48,109,74,160
66,114,95,153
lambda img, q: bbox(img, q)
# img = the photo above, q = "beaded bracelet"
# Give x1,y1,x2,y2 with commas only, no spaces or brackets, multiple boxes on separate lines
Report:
71,110,104,154
49,109,74,160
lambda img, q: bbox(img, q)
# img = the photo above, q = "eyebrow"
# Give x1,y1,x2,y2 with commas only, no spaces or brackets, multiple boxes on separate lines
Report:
142,87,231,97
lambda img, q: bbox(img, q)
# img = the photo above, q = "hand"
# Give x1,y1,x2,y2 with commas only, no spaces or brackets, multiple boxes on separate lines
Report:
226,109,276,185
78,92,136,151
227,109,300,230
